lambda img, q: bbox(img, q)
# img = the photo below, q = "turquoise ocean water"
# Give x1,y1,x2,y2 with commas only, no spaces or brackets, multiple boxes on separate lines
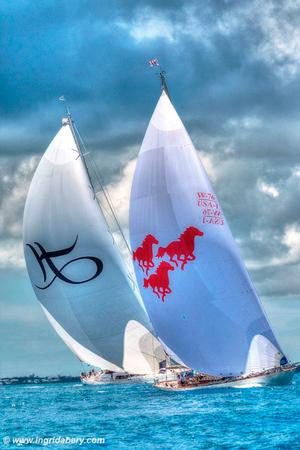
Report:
2,375,300,449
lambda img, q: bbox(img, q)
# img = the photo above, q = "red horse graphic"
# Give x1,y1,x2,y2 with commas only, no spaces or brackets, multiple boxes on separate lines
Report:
156,226,204,270
143,261,174,302
133,234,159,276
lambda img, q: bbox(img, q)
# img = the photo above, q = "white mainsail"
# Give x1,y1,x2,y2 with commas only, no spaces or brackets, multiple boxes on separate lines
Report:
129,87,286,376
23,116,164,374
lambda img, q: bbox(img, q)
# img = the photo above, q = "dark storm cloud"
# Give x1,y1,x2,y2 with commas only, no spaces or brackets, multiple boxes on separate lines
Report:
1,0,300,155
1,0,300,301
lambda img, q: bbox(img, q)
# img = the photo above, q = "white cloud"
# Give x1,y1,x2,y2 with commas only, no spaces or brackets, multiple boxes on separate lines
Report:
0,155,39,269
281,224,300,263
122,15,175,43
256,0,300,78
213,0,300,79
116,6,207,44
270,224,300,266
258,181,279,198
0,239,25,269
218,0,300,79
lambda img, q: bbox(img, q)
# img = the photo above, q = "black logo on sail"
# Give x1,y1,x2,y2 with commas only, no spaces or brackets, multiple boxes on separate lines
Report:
26,236,103,290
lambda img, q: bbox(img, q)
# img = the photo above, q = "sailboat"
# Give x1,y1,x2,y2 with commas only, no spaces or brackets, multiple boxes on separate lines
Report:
23,105,167,383
129,69,298,390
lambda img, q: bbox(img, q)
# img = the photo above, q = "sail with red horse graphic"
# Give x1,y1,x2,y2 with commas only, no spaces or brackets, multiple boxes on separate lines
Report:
156,226,204,270
132,234,159,276
143,261,174,302
129,78,287,378
133,226,204,302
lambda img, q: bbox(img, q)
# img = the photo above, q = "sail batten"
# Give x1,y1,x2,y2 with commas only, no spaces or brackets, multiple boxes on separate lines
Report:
129,92,285,376
23,119,164,374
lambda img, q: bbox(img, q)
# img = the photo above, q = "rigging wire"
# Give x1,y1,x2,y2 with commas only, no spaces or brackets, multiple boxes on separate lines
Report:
71,118,136,285
73,122,132,257
58,97,130,257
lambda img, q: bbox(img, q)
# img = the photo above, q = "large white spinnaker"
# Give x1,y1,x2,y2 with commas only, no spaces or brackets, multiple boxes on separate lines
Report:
23,117,164,374
129,88,287,376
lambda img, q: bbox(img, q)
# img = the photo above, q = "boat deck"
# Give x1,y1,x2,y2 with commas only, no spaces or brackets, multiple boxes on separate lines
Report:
154,365,298,391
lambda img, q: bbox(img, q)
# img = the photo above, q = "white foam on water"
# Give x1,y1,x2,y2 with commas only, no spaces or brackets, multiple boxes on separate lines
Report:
232,384,260,389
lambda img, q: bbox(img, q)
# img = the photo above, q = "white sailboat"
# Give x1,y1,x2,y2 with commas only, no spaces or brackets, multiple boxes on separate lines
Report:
23,106,166,383
129,69,298,390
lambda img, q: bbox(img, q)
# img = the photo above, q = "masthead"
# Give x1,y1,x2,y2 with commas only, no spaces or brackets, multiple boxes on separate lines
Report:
148,58,170,98
159,70,170,98
59,95,72,122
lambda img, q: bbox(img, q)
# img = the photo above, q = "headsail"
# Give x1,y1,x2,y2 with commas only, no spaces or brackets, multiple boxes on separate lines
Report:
129,88,286,376
23,117,164,374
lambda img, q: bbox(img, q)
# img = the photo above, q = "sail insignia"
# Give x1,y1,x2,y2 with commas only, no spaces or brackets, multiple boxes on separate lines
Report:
133,226,204,303
26,235,103,290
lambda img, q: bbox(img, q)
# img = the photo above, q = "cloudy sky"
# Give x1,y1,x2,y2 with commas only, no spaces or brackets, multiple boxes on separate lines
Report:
1,0,300,377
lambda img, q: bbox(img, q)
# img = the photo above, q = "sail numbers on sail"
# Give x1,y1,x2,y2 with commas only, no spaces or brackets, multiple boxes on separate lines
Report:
197,192,224,225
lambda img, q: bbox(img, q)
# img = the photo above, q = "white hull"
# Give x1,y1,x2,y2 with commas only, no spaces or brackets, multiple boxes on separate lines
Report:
155,367,297,392
82,375,151,385
81,370,178,386
82,377,142,385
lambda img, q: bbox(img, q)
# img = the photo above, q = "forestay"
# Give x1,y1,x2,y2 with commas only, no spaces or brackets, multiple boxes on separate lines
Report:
23,119,164,374
129,90,286,376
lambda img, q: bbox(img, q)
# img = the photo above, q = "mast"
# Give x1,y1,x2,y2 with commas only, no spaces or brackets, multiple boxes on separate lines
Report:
59,97,132,259
67,114,96,197
59,97,93,189
159,70,170,99
149,59,170,99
